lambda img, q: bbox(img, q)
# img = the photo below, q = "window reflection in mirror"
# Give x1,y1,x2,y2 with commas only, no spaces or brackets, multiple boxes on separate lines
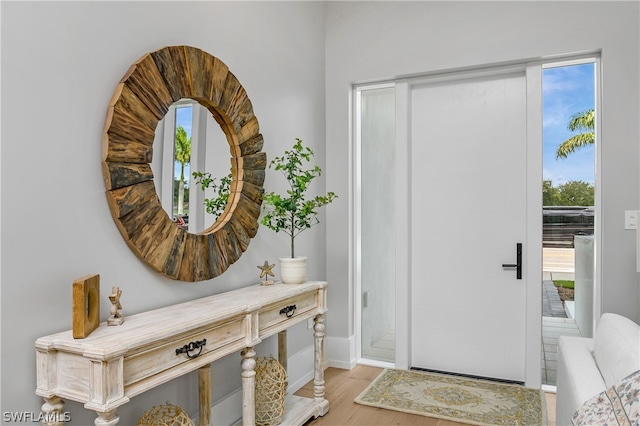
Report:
152,99,232,234
174,104,191,224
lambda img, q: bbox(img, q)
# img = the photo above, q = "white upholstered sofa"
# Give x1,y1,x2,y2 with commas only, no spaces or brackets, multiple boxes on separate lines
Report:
556,313,640,425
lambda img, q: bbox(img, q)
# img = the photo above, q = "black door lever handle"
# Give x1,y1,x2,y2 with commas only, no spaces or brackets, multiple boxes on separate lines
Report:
502,243,522,279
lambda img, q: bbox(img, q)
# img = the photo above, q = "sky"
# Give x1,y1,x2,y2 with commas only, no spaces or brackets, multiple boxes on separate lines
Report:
542,63,595,186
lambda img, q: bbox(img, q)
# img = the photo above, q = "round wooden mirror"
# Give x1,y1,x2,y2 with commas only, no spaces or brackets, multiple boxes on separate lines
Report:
102,46,265,282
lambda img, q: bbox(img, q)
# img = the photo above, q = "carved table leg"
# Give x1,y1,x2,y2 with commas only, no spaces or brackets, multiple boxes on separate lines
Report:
313,313,329,415
41,396,65,426
313,314,326,401
199,364,211,426
241,347,256,426
94,409,119,425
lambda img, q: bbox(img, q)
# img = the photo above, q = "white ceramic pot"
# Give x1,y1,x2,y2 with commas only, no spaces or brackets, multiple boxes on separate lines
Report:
279,256,307,284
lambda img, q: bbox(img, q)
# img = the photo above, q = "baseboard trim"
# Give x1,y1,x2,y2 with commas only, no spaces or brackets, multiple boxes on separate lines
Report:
326,335,357,370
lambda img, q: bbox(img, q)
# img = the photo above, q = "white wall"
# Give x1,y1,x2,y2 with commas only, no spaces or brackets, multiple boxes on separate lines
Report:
325,1,640,366
1,2,326,424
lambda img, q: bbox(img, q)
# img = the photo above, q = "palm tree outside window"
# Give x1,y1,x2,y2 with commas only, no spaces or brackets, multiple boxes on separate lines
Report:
555,109,594,159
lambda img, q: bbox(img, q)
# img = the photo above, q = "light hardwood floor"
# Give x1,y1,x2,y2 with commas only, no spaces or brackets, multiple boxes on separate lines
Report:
294,365,557,425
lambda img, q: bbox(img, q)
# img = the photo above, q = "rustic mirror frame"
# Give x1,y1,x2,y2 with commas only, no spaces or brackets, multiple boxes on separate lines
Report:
102,46,266,282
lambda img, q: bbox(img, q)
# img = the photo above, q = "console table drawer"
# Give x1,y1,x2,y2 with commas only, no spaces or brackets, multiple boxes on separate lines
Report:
124,317,245,387
259,292,317,332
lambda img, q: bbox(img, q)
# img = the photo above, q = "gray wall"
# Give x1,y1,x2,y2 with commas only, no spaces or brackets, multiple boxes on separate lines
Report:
1,2,326,424
325,1,640,357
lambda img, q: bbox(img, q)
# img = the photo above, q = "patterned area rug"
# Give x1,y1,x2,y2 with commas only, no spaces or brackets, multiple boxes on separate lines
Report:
354,368,547,426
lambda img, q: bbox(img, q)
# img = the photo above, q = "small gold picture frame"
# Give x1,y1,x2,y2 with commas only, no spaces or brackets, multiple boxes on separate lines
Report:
72,274,100,339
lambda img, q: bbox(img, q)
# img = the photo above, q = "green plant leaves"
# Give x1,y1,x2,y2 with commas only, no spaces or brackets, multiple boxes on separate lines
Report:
193,171,232,219
261,138,337,257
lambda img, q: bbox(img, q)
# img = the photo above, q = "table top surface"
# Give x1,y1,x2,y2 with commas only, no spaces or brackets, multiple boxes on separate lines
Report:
35,281,327,355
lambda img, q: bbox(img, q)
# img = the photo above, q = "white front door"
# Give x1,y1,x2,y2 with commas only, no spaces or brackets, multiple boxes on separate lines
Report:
409,70,532,383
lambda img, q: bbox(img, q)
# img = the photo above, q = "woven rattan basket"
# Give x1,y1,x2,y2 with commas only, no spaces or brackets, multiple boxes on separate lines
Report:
136,402,194,426
255,356,288,426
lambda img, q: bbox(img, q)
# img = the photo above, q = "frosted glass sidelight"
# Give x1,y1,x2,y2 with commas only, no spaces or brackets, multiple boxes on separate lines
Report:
359,87,396,363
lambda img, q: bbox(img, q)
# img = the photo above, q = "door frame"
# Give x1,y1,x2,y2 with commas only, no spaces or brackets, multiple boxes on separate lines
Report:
353,55,602,389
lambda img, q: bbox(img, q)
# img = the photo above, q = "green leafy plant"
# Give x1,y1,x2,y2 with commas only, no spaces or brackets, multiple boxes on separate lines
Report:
192,170,232,220
261,138,337,258
555,109,595,159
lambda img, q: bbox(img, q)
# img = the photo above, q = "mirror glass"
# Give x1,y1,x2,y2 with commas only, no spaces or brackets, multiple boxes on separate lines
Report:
152,99,233,234
102,45,266,282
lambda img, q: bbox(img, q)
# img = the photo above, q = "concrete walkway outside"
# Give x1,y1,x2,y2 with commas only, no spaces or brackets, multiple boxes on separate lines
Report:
542,316,582,386
543,247,575,278
542,278,567,318
542,247,580,386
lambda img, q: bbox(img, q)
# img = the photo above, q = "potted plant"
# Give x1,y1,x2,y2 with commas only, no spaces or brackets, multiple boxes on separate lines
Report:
261,138,337,283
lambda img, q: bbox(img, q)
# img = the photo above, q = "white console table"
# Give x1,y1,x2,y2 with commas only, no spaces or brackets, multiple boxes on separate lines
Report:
35,281,328,425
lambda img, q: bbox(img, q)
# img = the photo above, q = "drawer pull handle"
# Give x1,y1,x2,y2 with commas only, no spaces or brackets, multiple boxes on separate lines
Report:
176,339,207,359
279,305,297,318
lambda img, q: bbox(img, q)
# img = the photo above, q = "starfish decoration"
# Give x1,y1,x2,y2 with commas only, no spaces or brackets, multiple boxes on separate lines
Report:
258,260,276,280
